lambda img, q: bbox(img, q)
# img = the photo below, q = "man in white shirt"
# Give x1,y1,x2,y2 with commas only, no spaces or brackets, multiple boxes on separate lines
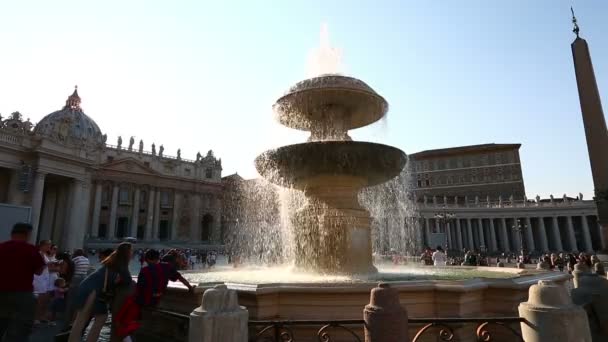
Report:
431,246,447,266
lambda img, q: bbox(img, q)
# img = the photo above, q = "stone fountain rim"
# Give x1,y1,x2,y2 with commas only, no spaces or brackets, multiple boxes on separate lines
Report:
272,74,389,131
254,140,407,189
179,269,570,295
279,74,381,97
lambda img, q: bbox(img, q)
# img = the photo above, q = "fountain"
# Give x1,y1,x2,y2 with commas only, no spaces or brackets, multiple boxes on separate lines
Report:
254,74,406,275
144,26,572,342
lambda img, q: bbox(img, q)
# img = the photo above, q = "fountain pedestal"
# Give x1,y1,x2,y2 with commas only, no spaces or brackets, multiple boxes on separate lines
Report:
292,175,375,274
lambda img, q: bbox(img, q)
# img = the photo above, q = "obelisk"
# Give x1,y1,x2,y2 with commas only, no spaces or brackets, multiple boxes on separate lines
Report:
570,9,608,251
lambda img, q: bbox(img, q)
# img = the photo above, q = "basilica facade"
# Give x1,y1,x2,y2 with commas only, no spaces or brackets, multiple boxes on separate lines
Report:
0,88,223,251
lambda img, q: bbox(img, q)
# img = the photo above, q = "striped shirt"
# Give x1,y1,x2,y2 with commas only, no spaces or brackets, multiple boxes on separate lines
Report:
72,256,90,276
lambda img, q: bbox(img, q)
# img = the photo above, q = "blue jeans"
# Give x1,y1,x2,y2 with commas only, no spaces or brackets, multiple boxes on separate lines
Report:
0,292,36,342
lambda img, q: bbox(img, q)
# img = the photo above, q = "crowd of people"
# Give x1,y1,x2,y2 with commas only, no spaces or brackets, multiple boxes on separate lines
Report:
414,245,607,275
0,222,196,342
133,248,219,271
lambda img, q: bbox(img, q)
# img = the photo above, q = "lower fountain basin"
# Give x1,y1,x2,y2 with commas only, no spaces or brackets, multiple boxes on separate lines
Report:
148,266,572,342
255,141,407,189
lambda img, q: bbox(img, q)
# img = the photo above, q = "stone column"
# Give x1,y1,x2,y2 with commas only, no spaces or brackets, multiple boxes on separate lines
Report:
7,168,26,205
145,188,156,241
65,179,85,251
499,218,510,252
189,284,248,342
551,216,563,251
364,283,408,342
537,217,549,252
488,218,498,252
477,218,485,248
39,188,57,241
445,221,452,249
190,194,202,241
566,216,578,251
424,218,431,247
152,189,161,240
455,219,463,251
130,187,141,237
580,215,593,252
598,218,607,251
511,217,521,253
466,218,474,249
171,192,182,240
108,184,119,239
29,171,46,244
525,217,536,252
518,280,591,342
90,183,103,238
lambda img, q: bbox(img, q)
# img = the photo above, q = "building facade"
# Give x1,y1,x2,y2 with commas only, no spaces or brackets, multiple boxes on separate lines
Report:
0,88,223,251
405,143,604,253
409,143,526,204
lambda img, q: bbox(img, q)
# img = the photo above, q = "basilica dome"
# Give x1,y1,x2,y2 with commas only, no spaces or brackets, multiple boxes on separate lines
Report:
34,87,104,146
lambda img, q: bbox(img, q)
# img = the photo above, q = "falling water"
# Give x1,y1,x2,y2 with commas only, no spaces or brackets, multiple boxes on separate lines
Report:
222,165,421,266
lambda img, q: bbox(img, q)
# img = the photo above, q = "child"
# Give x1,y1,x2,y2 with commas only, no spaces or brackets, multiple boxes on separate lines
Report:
115,249,194,342
49,277,68,325
137,249,194,306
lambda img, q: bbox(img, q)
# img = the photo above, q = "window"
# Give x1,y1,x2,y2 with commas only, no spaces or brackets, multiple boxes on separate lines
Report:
107,156,114,163
495,153,502,164
205,168,213,179
480,154,489,165
185,168,191,175
119,188,130,204
160,191,171,207
102,186,111,202
425,179,430,186
417,180,422,187
144,162,150,167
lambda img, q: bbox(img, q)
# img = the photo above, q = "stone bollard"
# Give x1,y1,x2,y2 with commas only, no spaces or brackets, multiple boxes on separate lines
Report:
518,280,591,342
571,266,608,340
364,283,408,342
517,262,526,269
497,261,504,267
189,284,248,342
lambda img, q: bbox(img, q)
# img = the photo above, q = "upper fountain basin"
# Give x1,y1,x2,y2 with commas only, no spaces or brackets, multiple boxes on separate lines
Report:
273,75,388,132
255,141,406,189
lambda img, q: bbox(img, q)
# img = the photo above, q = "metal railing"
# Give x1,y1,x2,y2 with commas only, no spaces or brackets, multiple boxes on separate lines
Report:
249,317,526,342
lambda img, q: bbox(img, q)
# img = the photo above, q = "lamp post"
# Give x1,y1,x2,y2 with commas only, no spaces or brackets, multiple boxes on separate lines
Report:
434,211,456,252
512,219,526,267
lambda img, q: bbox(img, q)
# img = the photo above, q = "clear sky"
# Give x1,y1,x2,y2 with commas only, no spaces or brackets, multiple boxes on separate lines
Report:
1,1,606,199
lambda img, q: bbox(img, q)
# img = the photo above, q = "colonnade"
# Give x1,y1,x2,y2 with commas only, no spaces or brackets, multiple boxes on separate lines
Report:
422,214,601,253
89,182,221,243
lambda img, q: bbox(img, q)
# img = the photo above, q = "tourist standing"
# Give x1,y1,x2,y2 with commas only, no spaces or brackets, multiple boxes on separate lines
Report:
0,223,45,342
432,246,447,266
33,240,52,325
68,242,133,342
63,249,90,328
